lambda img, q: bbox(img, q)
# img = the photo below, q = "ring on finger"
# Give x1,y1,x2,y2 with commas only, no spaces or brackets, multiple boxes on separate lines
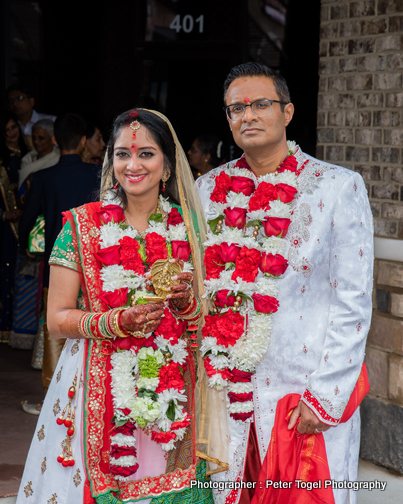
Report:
145,313,150,322
314,428,322,434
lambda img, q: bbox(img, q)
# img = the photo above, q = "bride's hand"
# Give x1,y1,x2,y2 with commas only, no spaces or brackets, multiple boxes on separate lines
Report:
167,259,193,311
120,303,165,334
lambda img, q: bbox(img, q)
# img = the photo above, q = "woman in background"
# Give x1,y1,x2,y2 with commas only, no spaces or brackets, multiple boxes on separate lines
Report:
0,112,28,342
81,121,105,166
187,134,225,178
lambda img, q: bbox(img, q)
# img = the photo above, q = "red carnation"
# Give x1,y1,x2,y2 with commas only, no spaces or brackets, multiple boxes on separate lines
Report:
94,245,121,266
145,232,167,265
229,176,255,196
96,204,125,224
228,368,253,383
151,431,177,444
232,247,261,283
119,236,145,274
215,310,245,347
210,171,232,203
248,182,276,211
262,217,291,238
231,411,254,421
275,183,298,203
277,155,298,173
110,464,139,477
167,207,183,226
252,293,279,314
110,445,137,458
215,290,236,308
227,392,254,403
111,421,137,436
99,288,128,308
156,362,185,393
204,244,225,280
260,253,289,276
154,308,187,344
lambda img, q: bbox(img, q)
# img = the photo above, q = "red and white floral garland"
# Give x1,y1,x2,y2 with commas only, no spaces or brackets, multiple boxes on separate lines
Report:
96,193,193,480
201,141,301,422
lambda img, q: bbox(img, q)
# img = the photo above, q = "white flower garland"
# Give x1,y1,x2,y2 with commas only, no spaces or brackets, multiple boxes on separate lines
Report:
202,141,300,421
98,194,193,480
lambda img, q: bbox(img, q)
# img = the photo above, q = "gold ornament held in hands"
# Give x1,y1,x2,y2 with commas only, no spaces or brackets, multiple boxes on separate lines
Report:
150,259,182,300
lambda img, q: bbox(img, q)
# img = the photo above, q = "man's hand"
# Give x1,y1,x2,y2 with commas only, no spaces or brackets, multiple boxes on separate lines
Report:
288,400,331,435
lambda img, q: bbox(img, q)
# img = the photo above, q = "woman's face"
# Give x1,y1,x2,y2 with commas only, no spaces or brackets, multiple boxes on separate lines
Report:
4,119,19,145
86,127,105,157
113,125,165,200
187,139,205,171
32,126,53,157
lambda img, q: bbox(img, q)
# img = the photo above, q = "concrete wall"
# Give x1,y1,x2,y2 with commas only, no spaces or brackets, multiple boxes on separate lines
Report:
317,0,403,472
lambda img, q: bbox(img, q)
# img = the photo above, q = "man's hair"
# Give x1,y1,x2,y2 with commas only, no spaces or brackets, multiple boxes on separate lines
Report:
33,118,55,136
6,83,34,99
223,62,291,111
54,113,87,150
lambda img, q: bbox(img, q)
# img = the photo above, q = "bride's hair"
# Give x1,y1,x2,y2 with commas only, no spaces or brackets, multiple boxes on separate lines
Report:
103,109,178,208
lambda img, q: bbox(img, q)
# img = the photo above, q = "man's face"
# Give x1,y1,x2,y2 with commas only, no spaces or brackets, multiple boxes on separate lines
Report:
225,76,293,153
7,90,34,119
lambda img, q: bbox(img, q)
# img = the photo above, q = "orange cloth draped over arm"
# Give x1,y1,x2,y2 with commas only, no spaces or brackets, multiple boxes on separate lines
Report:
251,364,369,504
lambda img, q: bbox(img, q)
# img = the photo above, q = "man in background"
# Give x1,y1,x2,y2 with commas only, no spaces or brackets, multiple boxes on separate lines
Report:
7,84,56,148
19,113,100,413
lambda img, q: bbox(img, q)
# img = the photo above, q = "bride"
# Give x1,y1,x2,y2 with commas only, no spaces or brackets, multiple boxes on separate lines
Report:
15,109,213,504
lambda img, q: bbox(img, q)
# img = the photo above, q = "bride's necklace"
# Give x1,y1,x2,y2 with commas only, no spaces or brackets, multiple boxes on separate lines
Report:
124,199,165,239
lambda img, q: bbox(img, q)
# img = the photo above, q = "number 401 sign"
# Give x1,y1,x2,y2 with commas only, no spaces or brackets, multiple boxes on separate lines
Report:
169,14,204,34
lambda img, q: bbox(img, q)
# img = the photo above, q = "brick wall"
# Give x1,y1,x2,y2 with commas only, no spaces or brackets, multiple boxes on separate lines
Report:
317,0,403,239
318,0,403,473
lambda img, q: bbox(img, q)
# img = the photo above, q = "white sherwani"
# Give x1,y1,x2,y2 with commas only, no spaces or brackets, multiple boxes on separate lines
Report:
196,146,374,504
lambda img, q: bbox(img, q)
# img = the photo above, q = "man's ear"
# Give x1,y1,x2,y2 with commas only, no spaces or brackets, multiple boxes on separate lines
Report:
29,97,35,109
284,103,294,127
52,135,58,147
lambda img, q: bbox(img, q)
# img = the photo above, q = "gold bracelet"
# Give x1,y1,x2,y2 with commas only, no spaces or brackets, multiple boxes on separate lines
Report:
112,309,129,339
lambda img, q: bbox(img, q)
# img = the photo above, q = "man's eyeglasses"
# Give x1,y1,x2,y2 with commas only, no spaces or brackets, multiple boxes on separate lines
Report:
224,99,289,122
8,95,26,104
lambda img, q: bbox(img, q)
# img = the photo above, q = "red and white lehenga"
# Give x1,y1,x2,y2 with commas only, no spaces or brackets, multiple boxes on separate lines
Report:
196,142,374,504
15,197,212,504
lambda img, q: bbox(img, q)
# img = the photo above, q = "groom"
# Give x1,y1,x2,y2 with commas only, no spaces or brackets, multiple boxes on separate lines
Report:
196,62,373,504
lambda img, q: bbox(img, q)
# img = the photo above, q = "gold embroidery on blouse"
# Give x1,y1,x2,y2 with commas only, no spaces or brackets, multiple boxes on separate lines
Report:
24,481,33,497
47,493,58,504
73,468,82,487
37,425,45,441
71,340,80,355
56,366,62,382
41,457,47,474
53,399,61,417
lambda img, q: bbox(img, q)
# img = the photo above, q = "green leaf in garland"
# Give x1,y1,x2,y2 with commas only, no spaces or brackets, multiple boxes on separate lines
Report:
208,216,224,235
224,262,236,271
115,418,127,427
166,400,176,421
119,222,129,230
138,389,159,401
237,291,253,302
246,219,262,228
138,242,147,261
149,213,163,223
167,243,172,259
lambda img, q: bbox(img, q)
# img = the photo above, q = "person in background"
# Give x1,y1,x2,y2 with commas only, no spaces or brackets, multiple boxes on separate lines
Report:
6,84,56,148
18,118,60,192
81,121,105,165
9,118,60,351
0,113,28,342
18,113,100,414
188,134,225,178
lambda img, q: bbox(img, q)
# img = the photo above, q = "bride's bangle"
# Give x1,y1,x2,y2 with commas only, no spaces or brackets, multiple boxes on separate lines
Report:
78,309,127,339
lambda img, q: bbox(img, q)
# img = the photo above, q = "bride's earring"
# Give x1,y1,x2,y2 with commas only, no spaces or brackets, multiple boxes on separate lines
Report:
161,166,171,192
